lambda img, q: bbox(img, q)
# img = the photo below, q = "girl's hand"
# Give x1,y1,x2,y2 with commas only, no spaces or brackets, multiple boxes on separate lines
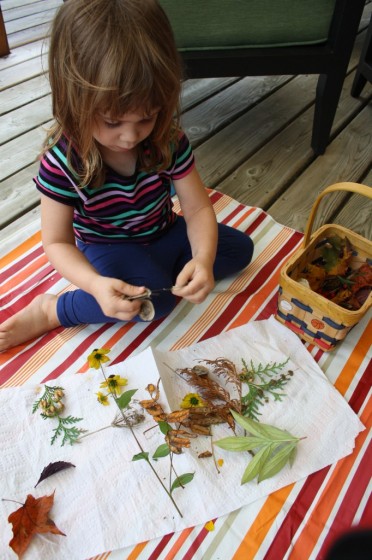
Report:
90,276,148,320
174,259,214,303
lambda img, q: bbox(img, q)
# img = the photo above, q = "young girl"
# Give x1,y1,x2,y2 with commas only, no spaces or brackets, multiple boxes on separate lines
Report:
0,0,253,351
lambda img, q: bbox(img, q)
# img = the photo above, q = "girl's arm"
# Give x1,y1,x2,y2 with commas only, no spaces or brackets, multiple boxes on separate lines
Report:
40,194,146,320
173,167,218,302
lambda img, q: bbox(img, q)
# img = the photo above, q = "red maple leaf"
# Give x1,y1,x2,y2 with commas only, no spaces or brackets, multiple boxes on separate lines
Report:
8,491,65,557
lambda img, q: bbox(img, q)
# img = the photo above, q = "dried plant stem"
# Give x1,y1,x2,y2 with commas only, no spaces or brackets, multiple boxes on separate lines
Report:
100,365,183,517
77,425,112,441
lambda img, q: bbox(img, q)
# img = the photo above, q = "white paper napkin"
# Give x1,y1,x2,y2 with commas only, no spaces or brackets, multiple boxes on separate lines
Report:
0,318,364,559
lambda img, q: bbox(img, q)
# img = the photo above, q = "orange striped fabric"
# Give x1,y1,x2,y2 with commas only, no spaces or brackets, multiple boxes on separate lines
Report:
1,191,370,560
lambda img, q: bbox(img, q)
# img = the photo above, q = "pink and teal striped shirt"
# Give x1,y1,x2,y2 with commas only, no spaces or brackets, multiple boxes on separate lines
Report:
34,132,194,244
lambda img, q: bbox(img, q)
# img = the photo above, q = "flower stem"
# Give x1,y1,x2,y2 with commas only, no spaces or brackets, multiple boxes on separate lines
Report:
100,365,183,517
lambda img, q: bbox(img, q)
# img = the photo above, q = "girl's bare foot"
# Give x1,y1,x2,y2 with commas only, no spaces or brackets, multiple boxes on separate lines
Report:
0,294,61,352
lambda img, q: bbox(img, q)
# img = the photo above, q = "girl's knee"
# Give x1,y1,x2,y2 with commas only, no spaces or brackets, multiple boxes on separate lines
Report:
152,293,178,320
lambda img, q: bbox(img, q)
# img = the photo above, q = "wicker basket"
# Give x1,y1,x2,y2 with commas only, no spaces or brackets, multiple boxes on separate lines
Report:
276,182,372,351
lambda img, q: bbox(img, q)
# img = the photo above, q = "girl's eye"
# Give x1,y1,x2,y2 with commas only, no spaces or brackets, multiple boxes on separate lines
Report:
104,121,120,128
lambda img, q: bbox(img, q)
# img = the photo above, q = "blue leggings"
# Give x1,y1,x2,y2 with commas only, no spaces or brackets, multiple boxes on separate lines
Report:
56,217,254,326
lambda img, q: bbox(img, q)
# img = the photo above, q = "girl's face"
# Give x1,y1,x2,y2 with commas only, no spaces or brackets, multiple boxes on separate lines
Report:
93,109,159,153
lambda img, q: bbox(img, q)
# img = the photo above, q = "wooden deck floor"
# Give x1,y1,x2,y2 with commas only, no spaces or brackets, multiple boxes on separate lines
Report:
1,0,372,245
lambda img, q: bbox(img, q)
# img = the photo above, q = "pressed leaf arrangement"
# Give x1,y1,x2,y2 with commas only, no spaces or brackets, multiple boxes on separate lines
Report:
165,356,300,482
15,347,303,556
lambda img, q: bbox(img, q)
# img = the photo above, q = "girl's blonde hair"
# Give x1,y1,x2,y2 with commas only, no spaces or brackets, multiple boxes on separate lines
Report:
45,0,183,187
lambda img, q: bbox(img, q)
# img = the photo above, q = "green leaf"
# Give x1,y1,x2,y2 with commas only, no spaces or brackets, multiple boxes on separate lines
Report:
258,442,297,483
255,424,298,442
288,444,298,467
158,421,172,435
214,436,267,451
116,389,137,410
241,445,272,485
152,444,170,460
170,472,195,493
231,411,273,438
232,411,298,442
132,451,149,462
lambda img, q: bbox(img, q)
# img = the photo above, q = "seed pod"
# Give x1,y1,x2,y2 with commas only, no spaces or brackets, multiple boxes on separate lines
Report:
53,401,65,412
192,365,209,377
44,408,57,417
53,389,64,401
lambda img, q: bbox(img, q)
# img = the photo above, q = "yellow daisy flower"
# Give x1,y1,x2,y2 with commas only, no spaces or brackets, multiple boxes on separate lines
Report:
87,348,111,369
180,393,206,409
100,374,128,396
96,391,110,406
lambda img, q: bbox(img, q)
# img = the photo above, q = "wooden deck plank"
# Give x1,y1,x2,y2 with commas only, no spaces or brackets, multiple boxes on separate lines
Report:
332,168,372,238
4,5,59,34
183,75,291,148
0,52,46,89
0,74,49,115
267,104,372,231
3,0,61,22
1,0,371,237
0,38,45,70
2,0,45,11
0,94,51,143
6,22,51,48
0,119,52,181
193,74,321,186
214,72,372,211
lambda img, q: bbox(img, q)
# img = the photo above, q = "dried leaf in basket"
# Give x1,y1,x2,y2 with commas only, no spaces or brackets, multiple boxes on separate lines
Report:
299,235,372,310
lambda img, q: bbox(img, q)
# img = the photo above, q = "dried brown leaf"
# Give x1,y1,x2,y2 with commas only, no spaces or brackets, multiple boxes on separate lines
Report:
198,451,213,458
8,492,65,557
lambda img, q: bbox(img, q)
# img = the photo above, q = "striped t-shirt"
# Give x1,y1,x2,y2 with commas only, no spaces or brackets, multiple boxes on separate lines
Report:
34,132,195,243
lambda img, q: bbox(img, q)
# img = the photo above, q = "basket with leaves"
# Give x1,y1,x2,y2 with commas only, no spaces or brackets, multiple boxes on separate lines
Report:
276,182,372,351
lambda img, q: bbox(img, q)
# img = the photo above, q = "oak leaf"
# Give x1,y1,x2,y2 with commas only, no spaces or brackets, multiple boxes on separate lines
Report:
8,492,65,557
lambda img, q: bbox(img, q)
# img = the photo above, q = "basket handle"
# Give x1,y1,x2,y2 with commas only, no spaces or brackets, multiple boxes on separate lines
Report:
303,182,372,247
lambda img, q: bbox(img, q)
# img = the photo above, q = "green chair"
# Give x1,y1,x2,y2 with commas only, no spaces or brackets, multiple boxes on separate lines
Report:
160,0,365,155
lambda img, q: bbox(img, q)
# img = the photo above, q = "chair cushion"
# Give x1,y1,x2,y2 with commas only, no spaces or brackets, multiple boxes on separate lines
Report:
160,0,337,50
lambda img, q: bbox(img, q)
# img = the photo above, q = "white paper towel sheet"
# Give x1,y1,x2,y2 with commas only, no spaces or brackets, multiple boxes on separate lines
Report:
0,318,364,559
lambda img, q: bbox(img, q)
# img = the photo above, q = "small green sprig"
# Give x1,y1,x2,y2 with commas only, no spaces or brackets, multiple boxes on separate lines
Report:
48,415,85,446
239,358,293,420
33,385,86,446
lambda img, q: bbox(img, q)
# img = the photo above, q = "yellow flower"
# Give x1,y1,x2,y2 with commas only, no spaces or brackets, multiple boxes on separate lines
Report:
180,393,206,409
87,348,111,369
217,458,224,467
96,391,110,406
100,374,128,396
205,520,215,532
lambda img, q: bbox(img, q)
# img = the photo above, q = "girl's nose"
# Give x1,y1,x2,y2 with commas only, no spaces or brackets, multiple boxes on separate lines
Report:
120,126,137,143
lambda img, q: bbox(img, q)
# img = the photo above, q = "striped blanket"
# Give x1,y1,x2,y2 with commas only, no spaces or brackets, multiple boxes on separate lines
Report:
1,190,371,560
